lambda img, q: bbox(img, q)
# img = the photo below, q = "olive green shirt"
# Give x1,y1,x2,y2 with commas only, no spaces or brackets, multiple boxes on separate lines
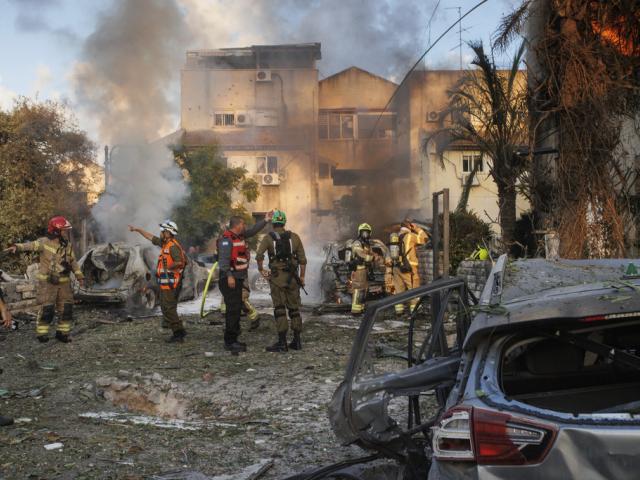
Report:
151,236,183,264
256,226,307,270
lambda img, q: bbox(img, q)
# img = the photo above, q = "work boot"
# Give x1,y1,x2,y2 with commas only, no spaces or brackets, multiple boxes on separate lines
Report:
37,335,49,343
0,416,13,427
55,331,71,343
288,331,302,351
266,332,288,353
224,342,247,353
166,329,187,343
249,318,260,331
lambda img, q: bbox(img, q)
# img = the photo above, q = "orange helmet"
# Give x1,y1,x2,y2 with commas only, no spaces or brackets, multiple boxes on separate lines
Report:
47,216,72,235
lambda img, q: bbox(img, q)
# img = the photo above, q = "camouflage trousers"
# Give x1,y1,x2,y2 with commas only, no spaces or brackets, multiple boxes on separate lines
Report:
160,288,184,332
269,269,302,334
36,280,74,337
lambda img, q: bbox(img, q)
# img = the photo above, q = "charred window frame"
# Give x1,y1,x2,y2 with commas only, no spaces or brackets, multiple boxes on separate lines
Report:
462,154,483,173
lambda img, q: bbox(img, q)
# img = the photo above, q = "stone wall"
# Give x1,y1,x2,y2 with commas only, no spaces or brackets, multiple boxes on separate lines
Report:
455,260,493,299
0,279,39,313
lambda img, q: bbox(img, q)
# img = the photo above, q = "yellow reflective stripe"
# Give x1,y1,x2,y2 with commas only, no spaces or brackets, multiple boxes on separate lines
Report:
43,244,58,254
36,274,70,283
36,325,49,334
57,325,71,333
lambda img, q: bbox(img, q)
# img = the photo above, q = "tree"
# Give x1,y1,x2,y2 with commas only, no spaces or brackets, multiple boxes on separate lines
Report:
172,145,259,247
0,98,96,254
423,41,528,253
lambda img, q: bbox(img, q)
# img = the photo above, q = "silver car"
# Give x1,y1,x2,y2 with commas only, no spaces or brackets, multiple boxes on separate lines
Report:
328,255,640,479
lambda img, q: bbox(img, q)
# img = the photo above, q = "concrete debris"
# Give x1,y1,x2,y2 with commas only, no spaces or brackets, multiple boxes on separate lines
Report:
44,442,64,450
151,459,274,480
79,411,237,431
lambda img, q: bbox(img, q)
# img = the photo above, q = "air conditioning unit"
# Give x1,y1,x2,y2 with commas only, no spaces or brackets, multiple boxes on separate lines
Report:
259,173,280,186
256,70,272,82
426,111,439,122
235,110,251,126
461,174,480,186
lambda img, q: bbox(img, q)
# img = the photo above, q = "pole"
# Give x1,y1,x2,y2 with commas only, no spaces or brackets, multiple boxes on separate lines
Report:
443,189,450,278
432,192,440,281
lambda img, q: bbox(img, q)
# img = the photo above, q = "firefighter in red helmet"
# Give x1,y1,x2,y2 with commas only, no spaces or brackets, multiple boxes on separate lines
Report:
4,216,84,343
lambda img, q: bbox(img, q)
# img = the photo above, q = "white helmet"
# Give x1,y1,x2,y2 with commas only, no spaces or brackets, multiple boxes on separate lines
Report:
159,220,178,236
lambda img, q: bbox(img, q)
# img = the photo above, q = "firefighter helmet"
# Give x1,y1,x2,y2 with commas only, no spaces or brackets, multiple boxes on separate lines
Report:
159,220,179,236
47,216,72,235
272,210,287,225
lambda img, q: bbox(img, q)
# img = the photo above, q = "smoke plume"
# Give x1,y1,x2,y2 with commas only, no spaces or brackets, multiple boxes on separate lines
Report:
182,0,437,81
73,0,191,241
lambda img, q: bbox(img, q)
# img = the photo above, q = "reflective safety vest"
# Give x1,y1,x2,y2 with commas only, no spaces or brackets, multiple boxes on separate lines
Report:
222,230,250,272
156,238,186,290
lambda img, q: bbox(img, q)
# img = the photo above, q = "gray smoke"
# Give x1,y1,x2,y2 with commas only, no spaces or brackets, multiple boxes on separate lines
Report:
73,0,191,241
183,0,439,81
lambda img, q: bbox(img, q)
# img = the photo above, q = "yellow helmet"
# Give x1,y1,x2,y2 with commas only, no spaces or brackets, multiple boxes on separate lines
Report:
358,223,372,234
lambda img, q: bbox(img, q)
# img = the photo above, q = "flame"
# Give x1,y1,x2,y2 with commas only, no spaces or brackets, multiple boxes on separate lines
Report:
591,17,639,57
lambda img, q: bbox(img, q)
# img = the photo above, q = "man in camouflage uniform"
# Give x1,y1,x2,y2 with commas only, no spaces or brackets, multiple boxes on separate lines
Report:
5,216,84,343
256,210,307,352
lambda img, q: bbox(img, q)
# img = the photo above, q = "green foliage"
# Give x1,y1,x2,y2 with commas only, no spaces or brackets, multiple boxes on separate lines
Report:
447,209,493,273
172,145,259,247
0,98,96,258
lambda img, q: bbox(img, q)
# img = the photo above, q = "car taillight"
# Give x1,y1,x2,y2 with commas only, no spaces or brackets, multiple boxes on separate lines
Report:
432,407,557,465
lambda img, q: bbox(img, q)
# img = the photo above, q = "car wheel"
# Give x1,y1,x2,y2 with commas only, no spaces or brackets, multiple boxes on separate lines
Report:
139,287,158,311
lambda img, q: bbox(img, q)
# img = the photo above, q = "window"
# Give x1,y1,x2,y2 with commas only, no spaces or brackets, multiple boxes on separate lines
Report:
214,112,235,126
462,154,484,173
256,156,278,174
357,113,396,139
318,162,330,179
318,112,355,139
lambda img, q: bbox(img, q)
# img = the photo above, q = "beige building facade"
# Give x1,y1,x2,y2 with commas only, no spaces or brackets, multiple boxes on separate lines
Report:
178,43,529,241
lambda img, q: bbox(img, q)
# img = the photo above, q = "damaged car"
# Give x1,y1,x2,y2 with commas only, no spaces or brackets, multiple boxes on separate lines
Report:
320,240,391,304
322,255,640,479
76,243,208,311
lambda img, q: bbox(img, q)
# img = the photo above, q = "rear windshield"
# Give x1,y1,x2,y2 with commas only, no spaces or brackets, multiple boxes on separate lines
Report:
500,320,640,414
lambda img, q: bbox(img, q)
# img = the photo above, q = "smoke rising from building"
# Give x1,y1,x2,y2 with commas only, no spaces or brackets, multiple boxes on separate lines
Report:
73,0,191,240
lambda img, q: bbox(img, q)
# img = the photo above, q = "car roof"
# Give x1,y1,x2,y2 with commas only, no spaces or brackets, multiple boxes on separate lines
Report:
464,257,640,348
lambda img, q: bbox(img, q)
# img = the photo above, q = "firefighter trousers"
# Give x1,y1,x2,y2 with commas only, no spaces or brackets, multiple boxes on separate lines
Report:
392,268,421,315
268,269,302,334
351,266,368,315
159,287,183,333
36,280,74,337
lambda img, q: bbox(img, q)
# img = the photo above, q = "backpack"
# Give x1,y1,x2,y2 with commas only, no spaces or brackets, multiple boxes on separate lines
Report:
269,231,293,263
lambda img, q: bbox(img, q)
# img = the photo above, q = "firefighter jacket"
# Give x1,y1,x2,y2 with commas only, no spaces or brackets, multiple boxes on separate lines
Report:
350,239,374,267
399,226,428,270
154,237,186,290
16,236,84,283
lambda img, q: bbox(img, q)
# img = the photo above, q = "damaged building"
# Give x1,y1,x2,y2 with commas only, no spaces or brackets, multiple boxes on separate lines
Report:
173,43,529,240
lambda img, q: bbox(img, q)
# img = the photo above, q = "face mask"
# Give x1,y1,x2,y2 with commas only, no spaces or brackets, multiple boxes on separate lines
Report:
360,231,371,241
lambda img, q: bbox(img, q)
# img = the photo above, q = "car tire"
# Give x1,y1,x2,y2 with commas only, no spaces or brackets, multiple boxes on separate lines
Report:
250,272,270,293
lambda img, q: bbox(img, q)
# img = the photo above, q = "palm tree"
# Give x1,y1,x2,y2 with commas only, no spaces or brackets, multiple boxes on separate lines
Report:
423,41,528,252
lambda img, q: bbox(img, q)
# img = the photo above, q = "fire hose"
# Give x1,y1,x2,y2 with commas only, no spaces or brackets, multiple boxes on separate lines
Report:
200,261,218,319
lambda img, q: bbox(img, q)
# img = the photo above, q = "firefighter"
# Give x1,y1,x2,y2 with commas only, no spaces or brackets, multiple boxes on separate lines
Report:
218,212,272,353
129,221,188,343
348,223,392,315
256,210,307,352
220,285,260,331
4,216,84,343
392,218,429,315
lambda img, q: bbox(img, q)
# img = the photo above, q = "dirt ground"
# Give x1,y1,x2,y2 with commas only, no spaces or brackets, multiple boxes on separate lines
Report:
0,292,373,479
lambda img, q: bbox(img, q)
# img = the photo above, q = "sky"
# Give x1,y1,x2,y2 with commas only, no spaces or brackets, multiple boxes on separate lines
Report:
0,0,519,148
